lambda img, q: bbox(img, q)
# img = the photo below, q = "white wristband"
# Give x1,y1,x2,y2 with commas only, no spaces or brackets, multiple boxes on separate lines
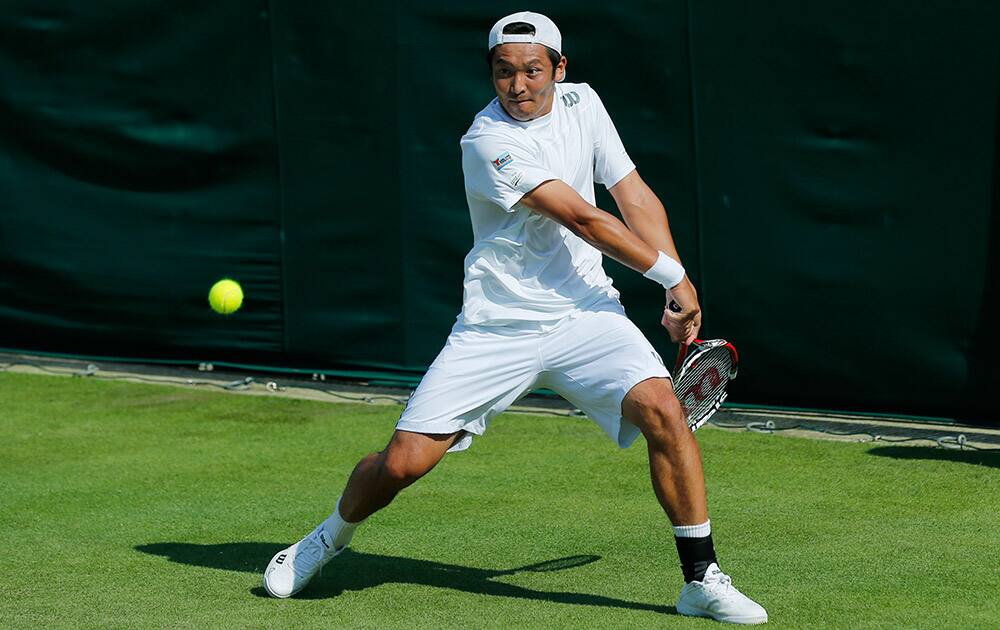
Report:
643,251,685,289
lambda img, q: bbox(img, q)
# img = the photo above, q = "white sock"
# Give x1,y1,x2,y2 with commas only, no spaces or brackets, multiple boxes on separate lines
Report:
320,496,365,549
672,519,711,538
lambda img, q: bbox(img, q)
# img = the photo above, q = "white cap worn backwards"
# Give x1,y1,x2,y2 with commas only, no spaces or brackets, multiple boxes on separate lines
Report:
488,11,562,55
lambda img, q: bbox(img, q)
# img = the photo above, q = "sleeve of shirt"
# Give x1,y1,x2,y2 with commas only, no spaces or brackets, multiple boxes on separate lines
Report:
588,85,636,189
461,131,558,212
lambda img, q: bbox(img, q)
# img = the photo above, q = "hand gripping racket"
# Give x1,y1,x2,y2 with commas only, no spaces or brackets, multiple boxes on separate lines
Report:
667,301,739,431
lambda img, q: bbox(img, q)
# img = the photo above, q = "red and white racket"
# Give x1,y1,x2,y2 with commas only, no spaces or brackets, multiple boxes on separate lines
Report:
668,301,739,431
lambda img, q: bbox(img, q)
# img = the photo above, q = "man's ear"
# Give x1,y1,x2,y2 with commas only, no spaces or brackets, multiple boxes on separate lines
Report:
556,56,567,82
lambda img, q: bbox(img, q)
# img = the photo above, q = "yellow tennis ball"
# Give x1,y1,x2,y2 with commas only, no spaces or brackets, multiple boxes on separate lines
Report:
208,279,243,315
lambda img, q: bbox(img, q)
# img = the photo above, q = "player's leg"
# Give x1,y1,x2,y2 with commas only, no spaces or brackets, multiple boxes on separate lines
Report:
621,377,708,527
339,429,463,522
263,428,460,598
543,309,766,624
623,377,767,625
263,321,539,599
623,378,716,586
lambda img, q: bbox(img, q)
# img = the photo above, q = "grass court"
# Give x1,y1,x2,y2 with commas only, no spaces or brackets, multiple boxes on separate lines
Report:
2,371,997,628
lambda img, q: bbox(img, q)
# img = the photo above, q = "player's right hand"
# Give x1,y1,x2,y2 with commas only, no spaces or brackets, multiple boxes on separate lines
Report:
662,278,701,345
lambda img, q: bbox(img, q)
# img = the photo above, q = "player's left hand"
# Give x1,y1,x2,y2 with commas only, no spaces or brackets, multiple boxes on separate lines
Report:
662,279,701,345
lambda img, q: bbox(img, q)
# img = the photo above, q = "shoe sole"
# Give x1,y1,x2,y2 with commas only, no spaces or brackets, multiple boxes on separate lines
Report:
262,544,347,599
263,579,292,599
677,603,768,625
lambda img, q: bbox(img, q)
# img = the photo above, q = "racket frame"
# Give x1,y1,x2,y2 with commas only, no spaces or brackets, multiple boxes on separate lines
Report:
672,338,739,431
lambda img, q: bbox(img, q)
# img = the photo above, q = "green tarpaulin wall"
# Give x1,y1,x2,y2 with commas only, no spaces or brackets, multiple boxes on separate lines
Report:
1,2,998,424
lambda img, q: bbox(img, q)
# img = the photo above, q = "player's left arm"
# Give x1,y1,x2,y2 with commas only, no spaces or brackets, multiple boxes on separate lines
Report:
609,170,701,341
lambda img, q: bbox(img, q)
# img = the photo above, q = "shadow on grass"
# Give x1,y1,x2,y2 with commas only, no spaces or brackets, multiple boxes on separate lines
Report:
867,445,1000,468
136,542,675,615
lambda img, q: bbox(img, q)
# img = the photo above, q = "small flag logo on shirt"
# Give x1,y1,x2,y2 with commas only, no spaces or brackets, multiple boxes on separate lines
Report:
491,151,513,171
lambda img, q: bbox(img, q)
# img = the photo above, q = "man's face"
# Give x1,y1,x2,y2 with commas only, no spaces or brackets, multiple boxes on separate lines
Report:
490,43,566,121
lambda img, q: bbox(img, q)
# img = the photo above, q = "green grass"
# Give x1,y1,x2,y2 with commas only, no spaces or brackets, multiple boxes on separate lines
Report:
1,371,998,629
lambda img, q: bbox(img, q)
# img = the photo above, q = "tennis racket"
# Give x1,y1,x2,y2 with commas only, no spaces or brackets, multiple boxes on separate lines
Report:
667,301,739,431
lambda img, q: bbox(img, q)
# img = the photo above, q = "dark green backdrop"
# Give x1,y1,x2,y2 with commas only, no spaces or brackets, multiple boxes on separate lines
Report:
1,2,998,423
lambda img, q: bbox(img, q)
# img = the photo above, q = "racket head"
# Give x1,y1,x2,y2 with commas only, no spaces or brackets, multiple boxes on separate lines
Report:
672,338,739,431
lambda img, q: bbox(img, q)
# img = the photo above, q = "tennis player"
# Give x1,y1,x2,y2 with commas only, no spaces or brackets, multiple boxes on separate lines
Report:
264,11,767,624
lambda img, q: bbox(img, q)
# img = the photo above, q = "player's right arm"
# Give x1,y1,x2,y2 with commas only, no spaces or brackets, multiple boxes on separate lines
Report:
520,179,659,274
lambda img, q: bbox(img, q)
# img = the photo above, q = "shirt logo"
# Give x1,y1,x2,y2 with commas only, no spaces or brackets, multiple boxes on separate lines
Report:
561,91,580,107
491,151,513,171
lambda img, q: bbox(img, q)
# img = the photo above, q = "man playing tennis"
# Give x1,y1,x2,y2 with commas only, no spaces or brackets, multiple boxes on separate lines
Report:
264,11,767,624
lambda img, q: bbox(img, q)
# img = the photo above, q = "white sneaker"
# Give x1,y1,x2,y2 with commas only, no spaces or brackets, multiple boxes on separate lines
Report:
263,523,345,598
677,563,768,625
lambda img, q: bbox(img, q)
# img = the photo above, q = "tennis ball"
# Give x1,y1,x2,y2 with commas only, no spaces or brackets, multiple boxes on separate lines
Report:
208,279,243,315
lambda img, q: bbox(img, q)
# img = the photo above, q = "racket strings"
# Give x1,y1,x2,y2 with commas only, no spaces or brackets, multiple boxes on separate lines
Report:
674,348,734,425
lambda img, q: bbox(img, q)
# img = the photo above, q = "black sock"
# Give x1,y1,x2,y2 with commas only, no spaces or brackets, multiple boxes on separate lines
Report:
675,534,717,582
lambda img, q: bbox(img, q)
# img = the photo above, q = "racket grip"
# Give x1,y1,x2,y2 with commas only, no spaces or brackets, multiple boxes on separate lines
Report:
668,300,682,313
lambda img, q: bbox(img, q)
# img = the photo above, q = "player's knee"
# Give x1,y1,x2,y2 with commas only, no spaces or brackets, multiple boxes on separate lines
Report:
379,456,418,487
636,395,687,444
379,450,433,488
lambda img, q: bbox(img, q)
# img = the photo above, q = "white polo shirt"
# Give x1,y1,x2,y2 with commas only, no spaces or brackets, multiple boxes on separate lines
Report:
458,82,636,326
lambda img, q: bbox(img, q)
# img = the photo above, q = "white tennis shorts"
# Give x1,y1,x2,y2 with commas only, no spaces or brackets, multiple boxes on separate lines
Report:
395,305,670,452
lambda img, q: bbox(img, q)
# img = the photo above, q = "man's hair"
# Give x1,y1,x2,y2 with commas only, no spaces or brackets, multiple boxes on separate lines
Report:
486,22,561,75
